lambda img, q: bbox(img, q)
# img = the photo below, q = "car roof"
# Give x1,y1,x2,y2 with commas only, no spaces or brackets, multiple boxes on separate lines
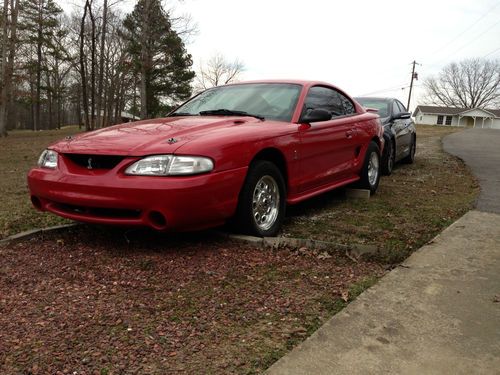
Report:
222,79,336,87
354,96,393,101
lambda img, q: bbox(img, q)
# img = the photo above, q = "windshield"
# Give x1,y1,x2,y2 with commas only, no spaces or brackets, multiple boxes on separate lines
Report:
355,98,390,118
172,83,302,122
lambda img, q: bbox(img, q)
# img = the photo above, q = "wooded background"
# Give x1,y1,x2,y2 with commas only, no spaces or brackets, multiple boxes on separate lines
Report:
0,0,244,136
2,0,497,138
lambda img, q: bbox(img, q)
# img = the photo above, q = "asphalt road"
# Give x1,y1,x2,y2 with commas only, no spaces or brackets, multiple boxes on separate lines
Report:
443,128,500,214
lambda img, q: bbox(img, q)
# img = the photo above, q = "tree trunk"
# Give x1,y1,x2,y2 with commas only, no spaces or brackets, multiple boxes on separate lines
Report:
79,1,90,131
96,0,107,128
0,0,10,137
45,69,53,129
89,2,96,130
0,0,17,136
55,57,61,129
139,0,150,119
76,85,82,129
35,0,43,131
30,78,35,130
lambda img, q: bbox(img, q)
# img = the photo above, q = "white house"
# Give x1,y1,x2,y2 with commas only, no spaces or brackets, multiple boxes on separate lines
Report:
413,105,500,129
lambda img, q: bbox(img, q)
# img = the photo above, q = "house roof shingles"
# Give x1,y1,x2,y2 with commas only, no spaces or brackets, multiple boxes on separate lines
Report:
414,105,500,118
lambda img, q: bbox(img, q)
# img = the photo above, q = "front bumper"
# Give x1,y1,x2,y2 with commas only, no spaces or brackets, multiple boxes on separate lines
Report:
28,158,248,231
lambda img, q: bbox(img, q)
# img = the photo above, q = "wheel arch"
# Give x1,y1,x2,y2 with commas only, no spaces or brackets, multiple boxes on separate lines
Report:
371,136,383,152
250,148,289,188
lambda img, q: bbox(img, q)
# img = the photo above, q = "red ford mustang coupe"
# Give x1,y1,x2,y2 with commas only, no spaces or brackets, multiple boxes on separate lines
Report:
28,80,384,236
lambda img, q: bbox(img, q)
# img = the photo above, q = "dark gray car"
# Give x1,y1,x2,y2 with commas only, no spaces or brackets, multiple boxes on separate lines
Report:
354,97,416,175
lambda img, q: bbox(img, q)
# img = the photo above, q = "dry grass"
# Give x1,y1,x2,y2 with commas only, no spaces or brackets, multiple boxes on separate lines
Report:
283,125,479,263
0,127,80,239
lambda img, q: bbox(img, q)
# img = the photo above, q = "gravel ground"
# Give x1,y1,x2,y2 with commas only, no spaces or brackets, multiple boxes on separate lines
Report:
0,226,382,374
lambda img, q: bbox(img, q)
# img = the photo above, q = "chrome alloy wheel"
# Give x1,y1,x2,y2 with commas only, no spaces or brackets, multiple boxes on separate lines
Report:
252,175,280,231
368,152,380,186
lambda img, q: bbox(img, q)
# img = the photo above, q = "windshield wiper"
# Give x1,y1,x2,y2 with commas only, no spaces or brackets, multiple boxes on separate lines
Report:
199,109,264,121
170,112,198,117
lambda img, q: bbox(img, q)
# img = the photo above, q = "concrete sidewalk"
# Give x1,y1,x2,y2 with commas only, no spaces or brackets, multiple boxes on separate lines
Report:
267,210,500,374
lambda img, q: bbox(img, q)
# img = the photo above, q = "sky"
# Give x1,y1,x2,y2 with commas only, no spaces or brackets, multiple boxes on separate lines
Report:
59,0,500,111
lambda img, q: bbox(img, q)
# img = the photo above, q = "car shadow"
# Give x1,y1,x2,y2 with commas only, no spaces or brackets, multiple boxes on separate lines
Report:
53,224,229,255
285,188,347,221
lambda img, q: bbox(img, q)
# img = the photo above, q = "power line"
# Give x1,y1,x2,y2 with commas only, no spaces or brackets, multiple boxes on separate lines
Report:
424,2,500,71
445,18,500,59
357,83,408,96
430,1,500,56
483,46,500,58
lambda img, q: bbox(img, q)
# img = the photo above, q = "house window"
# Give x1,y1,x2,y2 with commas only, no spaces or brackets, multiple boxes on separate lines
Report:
437,115,444,125
445,116,452,125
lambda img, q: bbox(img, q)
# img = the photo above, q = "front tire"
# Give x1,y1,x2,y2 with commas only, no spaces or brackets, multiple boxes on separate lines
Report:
235,161,286,237
356,141,381,195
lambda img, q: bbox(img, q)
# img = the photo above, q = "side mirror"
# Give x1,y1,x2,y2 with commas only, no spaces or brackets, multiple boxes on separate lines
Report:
301,108,331,123
393,112,411,120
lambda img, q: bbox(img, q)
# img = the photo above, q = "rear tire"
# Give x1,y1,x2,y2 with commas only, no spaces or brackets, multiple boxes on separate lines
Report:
356,141,381,195
382,138,395,176
235,161,286,237
402,135,416,164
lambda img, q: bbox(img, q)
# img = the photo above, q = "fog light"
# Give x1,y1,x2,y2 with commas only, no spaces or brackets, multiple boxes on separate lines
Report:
148,211,167,230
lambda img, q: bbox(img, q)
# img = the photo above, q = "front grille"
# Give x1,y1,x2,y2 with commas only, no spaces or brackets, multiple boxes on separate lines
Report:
64,154,125,170
53,202,142,219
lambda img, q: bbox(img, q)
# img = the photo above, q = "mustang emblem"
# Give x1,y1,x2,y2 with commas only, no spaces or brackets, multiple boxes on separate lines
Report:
87,157,93,170
167,137,178,144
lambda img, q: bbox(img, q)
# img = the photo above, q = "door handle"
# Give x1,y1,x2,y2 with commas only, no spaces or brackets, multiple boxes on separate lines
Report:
345,130,354,139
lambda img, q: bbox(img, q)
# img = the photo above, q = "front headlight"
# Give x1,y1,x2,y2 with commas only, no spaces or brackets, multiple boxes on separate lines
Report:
125,155,214,176
38,149,58,169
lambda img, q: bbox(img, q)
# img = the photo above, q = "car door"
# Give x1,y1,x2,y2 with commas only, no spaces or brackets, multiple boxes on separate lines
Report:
392,100,412,159
297,86,359,192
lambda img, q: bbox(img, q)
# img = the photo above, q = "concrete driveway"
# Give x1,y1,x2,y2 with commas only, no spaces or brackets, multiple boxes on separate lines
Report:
444,128,500,214
267,128,500,375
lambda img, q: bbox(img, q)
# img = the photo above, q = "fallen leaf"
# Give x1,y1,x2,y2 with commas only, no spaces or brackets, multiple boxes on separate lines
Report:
341,290,349,302
317,251,332,260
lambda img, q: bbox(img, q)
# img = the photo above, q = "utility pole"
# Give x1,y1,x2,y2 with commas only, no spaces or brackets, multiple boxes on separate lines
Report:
407,60,420,110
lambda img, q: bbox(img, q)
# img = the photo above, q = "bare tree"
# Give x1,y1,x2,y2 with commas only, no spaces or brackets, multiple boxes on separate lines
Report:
0,0,196,133
95,0,107,128
0,0,18,137
138,0,149,119
424,58,500,109
194,52,244,92
79,0,90,130
45,15,73,129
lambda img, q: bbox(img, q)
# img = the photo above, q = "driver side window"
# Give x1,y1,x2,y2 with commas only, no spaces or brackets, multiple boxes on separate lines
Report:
302,86,356,120
392,101,400,116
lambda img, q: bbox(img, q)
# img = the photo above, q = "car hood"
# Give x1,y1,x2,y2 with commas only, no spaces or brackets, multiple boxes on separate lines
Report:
50,116,264,156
